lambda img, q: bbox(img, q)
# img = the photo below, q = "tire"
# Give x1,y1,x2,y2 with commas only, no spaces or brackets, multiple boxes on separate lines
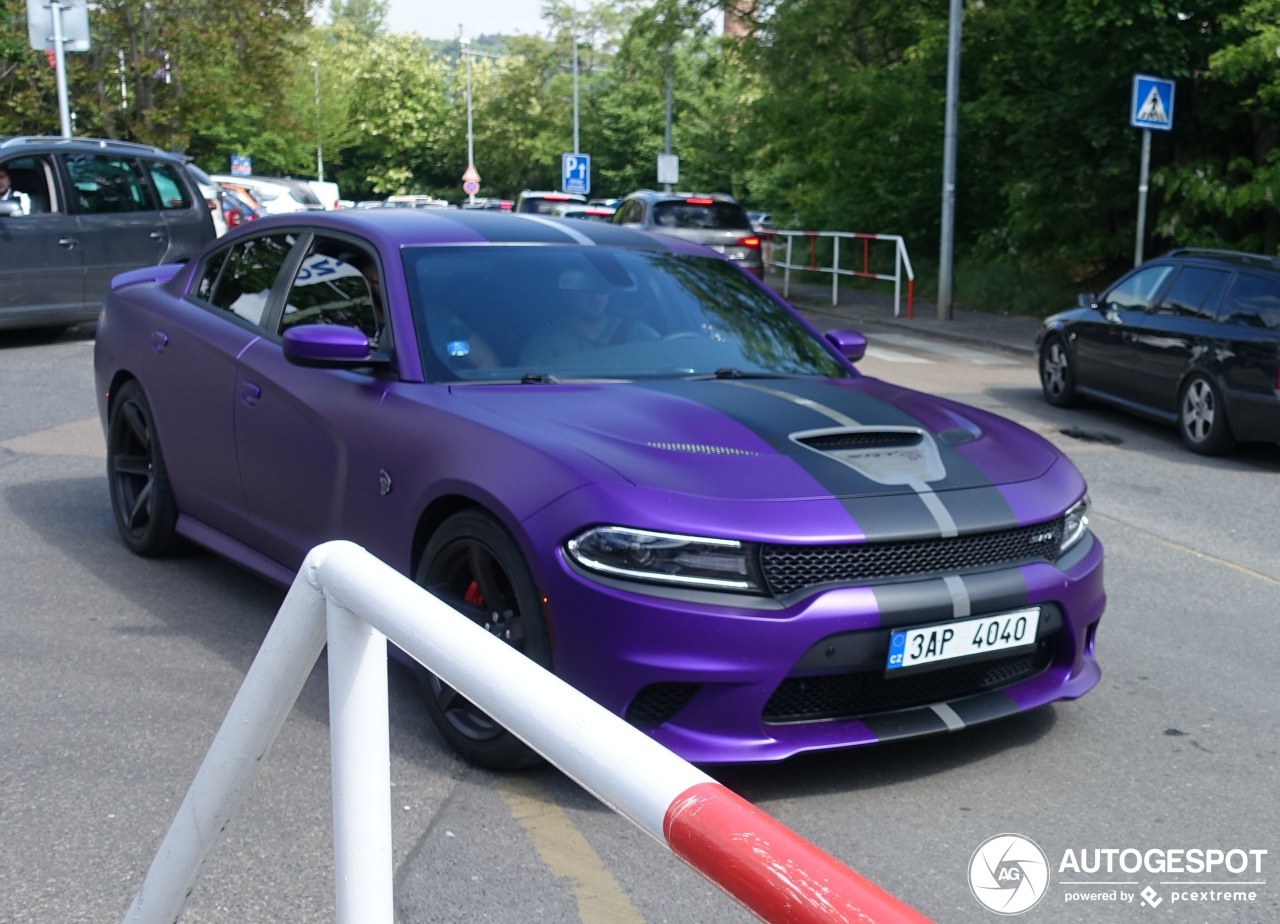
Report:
1039,335,1079,407
414,510,552,770
106,379,181,556
1178,374,1235,455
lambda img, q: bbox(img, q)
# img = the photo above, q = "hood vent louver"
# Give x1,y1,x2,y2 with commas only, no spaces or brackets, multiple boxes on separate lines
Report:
795,430,923,452
646,441,759,457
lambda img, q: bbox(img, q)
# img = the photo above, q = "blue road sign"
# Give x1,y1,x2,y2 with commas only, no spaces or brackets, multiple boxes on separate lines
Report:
562,153,590,196
1131,75,1175,131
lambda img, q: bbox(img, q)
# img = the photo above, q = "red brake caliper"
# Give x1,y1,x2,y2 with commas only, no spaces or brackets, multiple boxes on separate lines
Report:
463,580,484,607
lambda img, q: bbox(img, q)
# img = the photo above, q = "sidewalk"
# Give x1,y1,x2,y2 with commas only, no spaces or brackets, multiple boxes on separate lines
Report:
770,270,1043,357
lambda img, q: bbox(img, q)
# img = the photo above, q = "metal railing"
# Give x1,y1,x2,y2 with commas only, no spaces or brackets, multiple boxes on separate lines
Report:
764,230,916,318
123,540,933,924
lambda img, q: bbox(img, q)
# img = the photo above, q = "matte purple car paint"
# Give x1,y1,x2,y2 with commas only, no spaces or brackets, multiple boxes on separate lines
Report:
93,209,1105,764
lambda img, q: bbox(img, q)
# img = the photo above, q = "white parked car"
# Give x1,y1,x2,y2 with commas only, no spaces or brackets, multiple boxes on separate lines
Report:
210,174,316,214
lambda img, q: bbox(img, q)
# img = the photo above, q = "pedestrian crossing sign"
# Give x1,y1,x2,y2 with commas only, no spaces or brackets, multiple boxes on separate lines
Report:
1131,74,1175,131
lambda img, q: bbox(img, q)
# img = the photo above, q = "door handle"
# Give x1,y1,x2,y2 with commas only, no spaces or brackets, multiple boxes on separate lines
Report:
240,382,262,407
58,237,77,249
149,231,164,240
150,331,169,354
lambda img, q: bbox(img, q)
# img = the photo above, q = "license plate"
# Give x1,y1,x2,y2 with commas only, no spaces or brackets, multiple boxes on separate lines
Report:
886,608,1040,673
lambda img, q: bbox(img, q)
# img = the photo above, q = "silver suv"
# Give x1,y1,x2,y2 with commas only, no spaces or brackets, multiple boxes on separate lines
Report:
0,136,216,333
611,190,764,279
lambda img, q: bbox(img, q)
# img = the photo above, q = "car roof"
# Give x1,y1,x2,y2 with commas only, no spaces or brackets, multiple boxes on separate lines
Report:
622,189,740,204
0,134,189,162
224,208,712,257
1157,248,1280,273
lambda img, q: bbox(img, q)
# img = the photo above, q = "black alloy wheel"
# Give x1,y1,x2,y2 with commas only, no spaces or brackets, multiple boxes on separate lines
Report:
414,510,552,770
106,379,181,556
1179,373,1235,455
1039,335,1079,407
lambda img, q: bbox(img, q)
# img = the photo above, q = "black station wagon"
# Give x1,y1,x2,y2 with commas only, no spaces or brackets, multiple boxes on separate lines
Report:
1037,249,1280,454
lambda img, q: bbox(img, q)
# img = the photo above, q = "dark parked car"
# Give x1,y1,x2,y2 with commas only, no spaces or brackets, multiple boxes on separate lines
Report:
612,190,764,279
0,135,217,333
1037,248,1280,454
94,209,1104,769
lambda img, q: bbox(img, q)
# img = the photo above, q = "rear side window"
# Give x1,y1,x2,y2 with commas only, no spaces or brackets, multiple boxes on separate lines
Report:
65,154,153,213
651,200,751,231
145,161,193,210
195,232,297,327
1218,273,1280,330
1155,266,1228,319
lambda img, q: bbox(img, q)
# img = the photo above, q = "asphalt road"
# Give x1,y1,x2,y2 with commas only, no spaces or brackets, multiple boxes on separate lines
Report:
1,319,1276,923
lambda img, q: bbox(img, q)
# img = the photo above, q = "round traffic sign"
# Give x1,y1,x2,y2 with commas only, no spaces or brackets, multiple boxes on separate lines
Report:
463,180,479,195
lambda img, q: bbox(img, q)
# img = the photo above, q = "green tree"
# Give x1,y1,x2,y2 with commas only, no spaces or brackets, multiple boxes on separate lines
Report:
327,0,388,40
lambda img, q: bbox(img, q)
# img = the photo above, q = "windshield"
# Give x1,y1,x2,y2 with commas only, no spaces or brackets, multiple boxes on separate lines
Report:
402,245,851,383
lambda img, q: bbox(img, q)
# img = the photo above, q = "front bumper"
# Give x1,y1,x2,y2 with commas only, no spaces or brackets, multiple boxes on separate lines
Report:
542,532,1105,764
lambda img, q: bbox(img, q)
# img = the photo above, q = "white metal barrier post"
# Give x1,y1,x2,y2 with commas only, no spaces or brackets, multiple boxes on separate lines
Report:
765,230,915,317
124,541,934,924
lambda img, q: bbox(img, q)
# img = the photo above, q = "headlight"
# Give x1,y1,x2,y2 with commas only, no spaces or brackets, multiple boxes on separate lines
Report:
566,526,765,593
1060,496,1090,554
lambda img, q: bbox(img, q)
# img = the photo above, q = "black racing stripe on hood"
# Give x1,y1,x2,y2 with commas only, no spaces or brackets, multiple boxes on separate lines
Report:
637,377,1016,540
756,378,1021,534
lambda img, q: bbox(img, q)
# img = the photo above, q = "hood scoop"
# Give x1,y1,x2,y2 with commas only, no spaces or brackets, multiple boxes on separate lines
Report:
792,426,947,486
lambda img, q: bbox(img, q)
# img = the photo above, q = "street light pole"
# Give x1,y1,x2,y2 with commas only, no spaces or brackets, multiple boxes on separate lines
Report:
571,1,580,155
937,0,961,321
310,60,324,182
460,28,476,205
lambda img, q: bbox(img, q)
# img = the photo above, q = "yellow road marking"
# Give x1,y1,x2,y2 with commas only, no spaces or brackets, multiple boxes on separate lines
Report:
494,775,645,924
0,417,104,458
1094,512,1280,585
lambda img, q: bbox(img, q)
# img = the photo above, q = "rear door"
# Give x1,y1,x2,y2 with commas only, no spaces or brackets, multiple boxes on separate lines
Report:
1129,265,1229,414
62,152,168,302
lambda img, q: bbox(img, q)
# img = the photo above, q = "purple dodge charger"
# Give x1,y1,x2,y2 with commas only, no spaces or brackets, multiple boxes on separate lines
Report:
93,209,1104,768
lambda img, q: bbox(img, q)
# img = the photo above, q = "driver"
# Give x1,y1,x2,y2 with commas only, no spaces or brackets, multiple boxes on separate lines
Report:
519,268,658,365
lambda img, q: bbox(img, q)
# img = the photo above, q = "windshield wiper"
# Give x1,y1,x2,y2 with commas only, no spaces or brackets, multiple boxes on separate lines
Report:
520,372,561,384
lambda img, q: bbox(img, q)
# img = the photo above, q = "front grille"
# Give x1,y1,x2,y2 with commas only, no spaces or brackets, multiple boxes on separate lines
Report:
763,642,1054,723
760,519,1064,596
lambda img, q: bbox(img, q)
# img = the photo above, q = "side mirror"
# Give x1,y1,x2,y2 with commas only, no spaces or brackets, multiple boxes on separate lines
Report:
0,199,23,218
1077,292,1099,310
825,328,868,363
282,323,384,367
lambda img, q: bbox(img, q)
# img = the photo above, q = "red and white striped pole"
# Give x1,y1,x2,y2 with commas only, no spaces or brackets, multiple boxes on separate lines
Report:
126,542,935,924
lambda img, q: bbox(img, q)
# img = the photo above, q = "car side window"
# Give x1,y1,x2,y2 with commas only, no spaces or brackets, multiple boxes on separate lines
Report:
614,199,642,224
195,232,297,327
0,155,58,214
64,153,153,213
146,161,193,210
1154,266,1228,319
1218,273,1280,329
1102,265,1173,313
279,237,382,345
